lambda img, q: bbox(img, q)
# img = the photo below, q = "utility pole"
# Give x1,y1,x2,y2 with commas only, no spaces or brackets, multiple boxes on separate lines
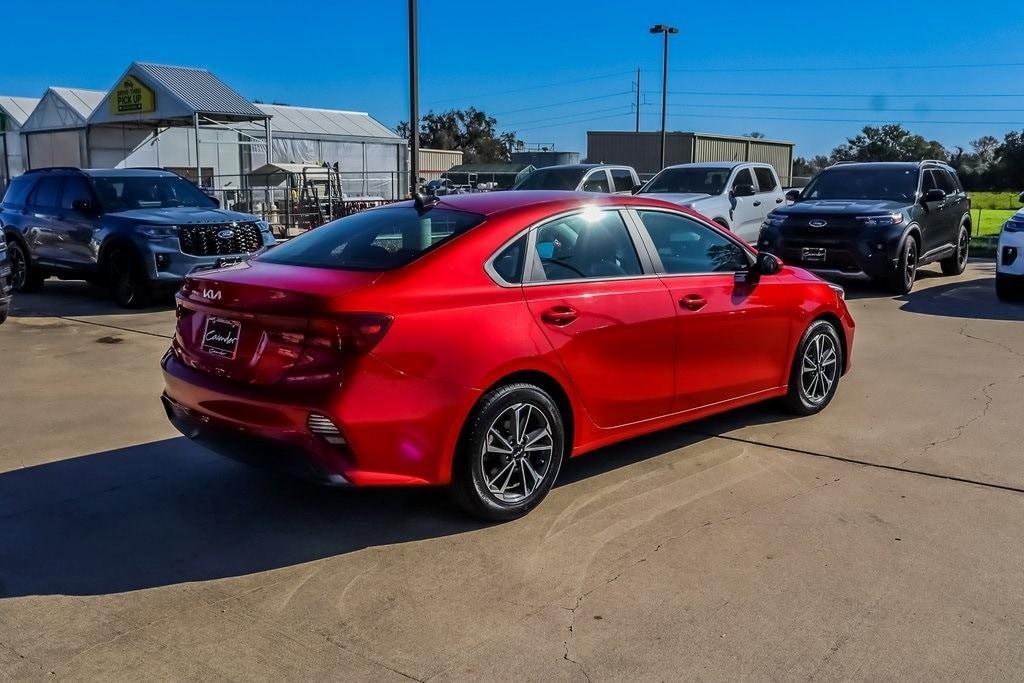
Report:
649,24,678,171
408,0,420,197
635,67,641,133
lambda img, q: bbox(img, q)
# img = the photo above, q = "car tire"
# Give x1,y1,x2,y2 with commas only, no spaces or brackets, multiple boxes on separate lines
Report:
6,238,44,293
996,273,1022,301
782,319,844,416
941,223,970,276
451,383,565,521
0,307,7,324
884,236,917,295
106,248,150,308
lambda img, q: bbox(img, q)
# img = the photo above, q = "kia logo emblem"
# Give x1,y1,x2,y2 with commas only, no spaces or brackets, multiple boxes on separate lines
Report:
202,289,222,301
809,219,828,228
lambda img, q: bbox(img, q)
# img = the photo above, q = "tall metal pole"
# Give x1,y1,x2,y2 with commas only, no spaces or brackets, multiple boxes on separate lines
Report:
193,112,201,186
635,67,641,133
659,33,669,171
408,0,420,197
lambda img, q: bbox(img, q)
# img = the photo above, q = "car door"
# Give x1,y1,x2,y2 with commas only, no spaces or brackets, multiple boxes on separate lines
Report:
629,208,794,411
23,175,65,264
54,175,101,267
522,207,677,427
580,169,611,193
935,168,966,246
728,167,761,238
750,166,786,241
919,170,953,253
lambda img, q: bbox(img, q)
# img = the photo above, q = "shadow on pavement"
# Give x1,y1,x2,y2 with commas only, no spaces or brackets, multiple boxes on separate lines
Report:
898,275,1024,322
10,280,175,318
0,402,802,599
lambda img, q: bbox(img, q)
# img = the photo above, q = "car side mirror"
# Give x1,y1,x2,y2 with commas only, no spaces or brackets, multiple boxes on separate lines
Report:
731,183,756,198
922,188,946,203
735,251,781,286
71,199,95,213
785,188,801,202
631,183,644,194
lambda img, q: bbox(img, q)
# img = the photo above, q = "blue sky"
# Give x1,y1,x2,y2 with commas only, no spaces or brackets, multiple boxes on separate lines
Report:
3,0,1022,157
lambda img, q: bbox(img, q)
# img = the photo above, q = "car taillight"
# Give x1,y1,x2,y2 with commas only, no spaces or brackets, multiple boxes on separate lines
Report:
308,313,394,355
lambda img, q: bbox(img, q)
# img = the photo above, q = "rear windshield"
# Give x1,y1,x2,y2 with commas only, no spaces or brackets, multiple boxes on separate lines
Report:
257,206,485,271
640,167,731,196
513,167,585,191
90,174,216,212
800,167,918,202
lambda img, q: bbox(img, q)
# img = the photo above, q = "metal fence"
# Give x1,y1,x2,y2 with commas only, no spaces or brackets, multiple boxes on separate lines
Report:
205,170,408,236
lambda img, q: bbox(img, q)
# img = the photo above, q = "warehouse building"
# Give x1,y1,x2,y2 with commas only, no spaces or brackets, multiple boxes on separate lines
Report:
587,131,795,186
0,95,40,188
7,62,407,201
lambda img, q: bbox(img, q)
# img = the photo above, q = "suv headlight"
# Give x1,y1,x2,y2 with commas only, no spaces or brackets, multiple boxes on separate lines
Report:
764,213,787,227
858,212,904,227
139,224,179,240
1003,217,1024,233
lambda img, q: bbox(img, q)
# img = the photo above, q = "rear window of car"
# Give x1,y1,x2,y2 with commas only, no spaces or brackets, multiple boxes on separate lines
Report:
2,175,36,207
258,206,485,271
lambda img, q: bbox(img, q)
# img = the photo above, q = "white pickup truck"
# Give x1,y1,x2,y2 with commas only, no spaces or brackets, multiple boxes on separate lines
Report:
636,161,786,243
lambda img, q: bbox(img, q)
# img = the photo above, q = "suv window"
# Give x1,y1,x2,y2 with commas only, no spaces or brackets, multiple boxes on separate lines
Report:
258,207,484,271
802,167,918,202
934,169,958,195
2,175,36,207
636,211,750,274
61,176,93,210
610,168,635,193
530,209,641,281
732,168,754,191
581,170,610,193
29,176,63,209
921,170,939,193
754,167,778,193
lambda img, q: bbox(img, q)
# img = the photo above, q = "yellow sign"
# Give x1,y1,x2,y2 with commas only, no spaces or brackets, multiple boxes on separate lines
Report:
111,76,155,115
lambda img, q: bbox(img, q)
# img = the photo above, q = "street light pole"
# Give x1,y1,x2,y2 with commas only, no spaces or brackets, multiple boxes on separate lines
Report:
649,24,678,171
408,0,420,197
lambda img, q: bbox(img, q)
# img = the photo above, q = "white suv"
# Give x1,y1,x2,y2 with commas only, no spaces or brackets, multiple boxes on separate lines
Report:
996,191,1024,300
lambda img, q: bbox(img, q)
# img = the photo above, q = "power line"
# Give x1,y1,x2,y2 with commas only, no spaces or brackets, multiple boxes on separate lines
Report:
659,102,1024,114
661,110,1024,126
650,89,1024,99
656,61,1024,74
502,105,634,128
504,111,634,133
424,70,634,106
492,91,632,116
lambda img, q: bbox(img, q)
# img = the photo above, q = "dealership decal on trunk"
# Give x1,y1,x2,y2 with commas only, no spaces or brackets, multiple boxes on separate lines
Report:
201,317,241,358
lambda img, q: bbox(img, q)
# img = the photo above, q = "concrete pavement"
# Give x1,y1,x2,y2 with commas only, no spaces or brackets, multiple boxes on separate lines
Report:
1,262,1022,681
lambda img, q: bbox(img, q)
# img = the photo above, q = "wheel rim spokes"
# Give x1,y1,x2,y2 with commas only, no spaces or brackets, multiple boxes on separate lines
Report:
800,333,838,404
10,246,25,289
482,402,554,503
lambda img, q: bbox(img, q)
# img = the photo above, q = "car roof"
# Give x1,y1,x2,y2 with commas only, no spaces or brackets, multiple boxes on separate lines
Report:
389,190,687,217
530,164,625,172
81,168,178,178
662,161,768,170
827,161,937,171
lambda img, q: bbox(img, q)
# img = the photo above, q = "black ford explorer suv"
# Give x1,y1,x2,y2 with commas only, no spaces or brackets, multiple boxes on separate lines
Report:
1,168,274,307
758,161,971,293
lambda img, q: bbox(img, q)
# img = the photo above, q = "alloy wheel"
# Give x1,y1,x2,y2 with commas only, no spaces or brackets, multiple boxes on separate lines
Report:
905,241,917,289
800,333,839,405
958,229,969,269
8,242,26,290
480,402,554,504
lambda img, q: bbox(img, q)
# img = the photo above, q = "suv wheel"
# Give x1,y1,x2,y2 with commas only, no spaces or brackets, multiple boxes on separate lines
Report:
452,383,565,521
941,223,970,276
782,319,844,415
885,237,917,294
6,238,44,293
106,248,150,308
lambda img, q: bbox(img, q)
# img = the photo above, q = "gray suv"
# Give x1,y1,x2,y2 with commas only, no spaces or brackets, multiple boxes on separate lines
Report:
1,168,274,307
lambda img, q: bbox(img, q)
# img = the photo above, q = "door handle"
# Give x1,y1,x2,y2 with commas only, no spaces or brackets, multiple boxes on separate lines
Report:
776,198,784,203
679,294,707,311
753,201,762,207
540,305,578,325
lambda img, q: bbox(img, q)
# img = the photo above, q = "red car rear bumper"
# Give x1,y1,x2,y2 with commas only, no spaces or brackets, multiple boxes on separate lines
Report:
161,351,481,487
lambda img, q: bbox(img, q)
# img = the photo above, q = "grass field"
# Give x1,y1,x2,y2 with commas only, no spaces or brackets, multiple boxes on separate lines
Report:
968,192,1020,236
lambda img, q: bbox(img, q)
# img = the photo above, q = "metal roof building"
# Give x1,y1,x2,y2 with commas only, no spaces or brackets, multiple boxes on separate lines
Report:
0,95,40,187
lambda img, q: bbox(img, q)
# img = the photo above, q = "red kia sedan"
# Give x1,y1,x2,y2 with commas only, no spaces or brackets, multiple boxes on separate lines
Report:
161,191,854,519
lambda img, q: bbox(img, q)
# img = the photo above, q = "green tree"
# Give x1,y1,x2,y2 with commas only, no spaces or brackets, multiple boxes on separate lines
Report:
830,124,946,164
398,108,522,163
793,155,830,182
994,130,1024,190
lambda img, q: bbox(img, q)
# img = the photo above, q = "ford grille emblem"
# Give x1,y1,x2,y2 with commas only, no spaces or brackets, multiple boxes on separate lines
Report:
217,229,235,240
809,219,828,228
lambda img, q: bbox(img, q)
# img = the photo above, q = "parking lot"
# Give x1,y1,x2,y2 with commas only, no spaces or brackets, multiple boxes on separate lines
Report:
1,260,1023,680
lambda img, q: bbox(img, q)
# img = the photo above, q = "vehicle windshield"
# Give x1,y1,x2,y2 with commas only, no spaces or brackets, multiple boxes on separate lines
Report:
639,167,731,195
513,167,585,191
90,175,216,212
800,167,918,202
257,206,485,271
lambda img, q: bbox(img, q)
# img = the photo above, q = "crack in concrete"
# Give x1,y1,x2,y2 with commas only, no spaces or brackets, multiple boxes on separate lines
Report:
917,381,997,462
958,321,1024,360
